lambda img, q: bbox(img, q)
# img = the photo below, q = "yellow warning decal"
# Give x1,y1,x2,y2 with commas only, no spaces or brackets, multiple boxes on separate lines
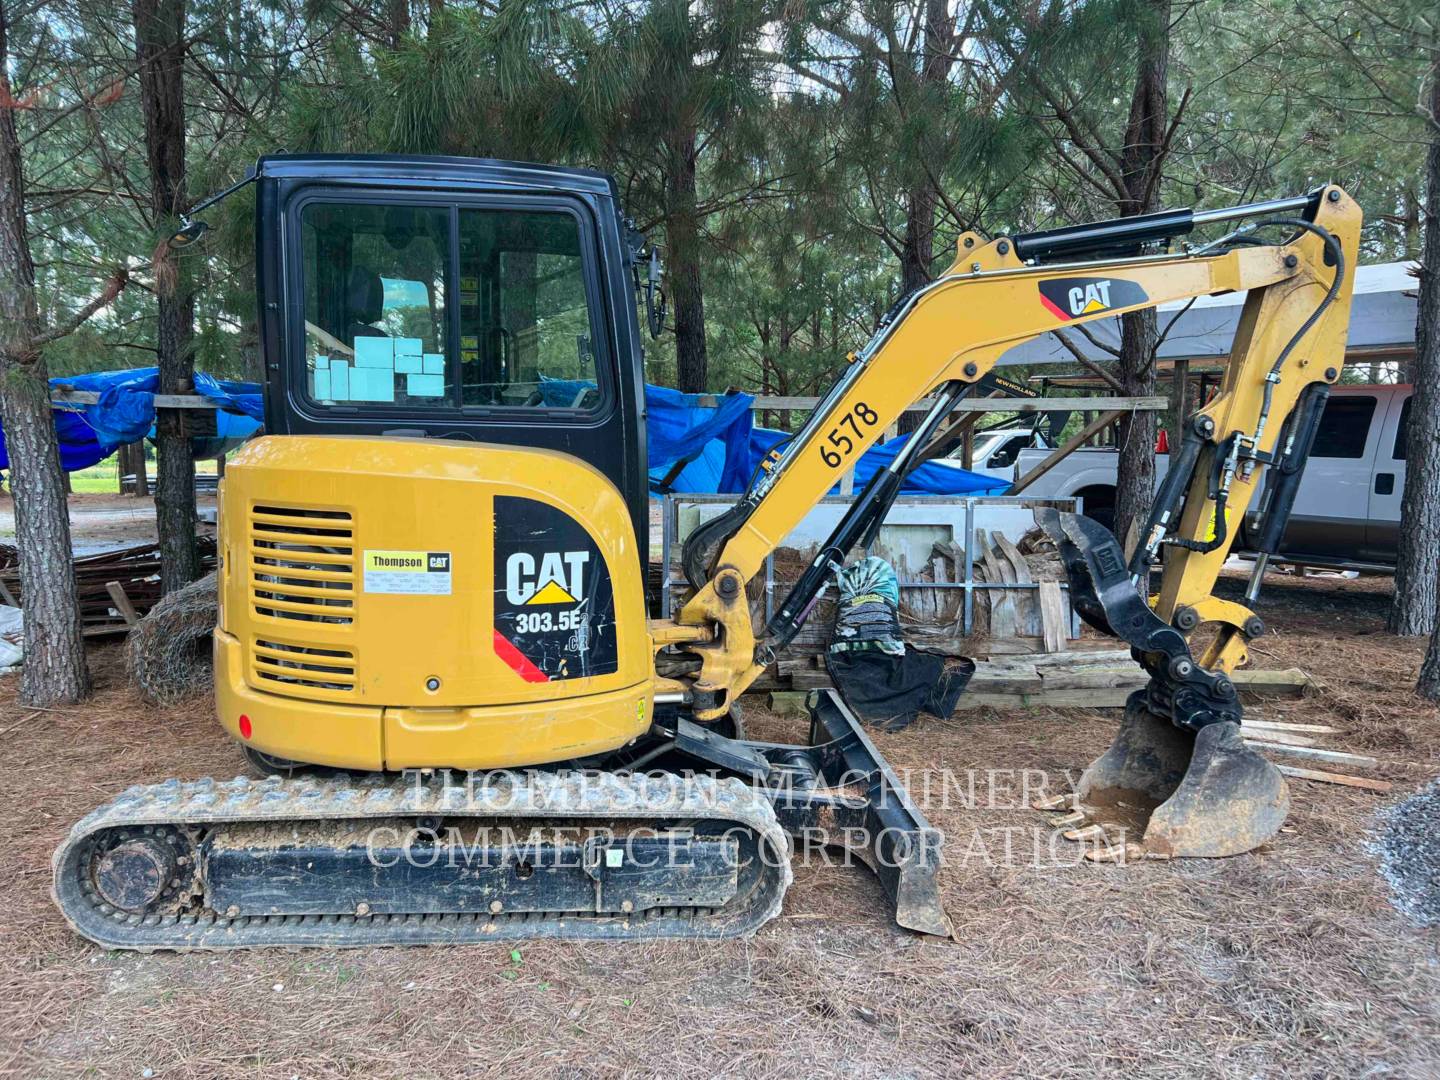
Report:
525,579,578,605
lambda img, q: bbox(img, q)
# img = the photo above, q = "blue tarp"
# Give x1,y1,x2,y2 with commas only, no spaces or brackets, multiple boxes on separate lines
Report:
0,366,264,473
6,365,1001,492
537,376,1005,496
746,427,1008,496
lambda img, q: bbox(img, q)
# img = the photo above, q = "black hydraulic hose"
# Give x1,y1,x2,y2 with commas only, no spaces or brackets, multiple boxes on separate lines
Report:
1164,434,1237,556
1247,218,1345,442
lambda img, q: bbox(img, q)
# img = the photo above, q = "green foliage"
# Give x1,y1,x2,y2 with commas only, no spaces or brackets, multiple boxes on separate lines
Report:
7,0,1431,395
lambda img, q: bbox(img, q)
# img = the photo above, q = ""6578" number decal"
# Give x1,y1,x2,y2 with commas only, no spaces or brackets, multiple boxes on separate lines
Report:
818,401,880,467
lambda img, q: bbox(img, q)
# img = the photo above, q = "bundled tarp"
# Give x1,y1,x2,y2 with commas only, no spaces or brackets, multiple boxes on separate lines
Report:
825,557,975,731
536,376,1005,496
0,366,263,473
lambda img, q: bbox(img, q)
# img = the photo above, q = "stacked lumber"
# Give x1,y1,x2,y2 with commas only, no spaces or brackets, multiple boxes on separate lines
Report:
0,538,218,638
760,648,1316,706
1239,720,1393,793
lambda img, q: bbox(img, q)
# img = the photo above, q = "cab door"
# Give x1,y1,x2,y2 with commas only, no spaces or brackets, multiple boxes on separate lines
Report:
1364,391,1410,563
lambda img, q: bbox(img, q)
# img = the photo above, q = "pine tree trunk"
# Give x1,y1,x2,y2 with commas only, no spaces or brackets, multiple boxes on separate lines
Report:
900,183,937,296
1390,79,1440,638
1116,310,1158,549
1112,0,1170,547
1421,611,1440,702
135,0,199,593
0,6,90,704
895,0,952,434
666,122,708,393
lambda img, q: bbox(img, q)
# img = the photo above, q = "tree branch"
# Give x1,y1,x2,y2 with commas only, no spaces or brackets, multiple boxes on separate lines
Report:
32,268,129,348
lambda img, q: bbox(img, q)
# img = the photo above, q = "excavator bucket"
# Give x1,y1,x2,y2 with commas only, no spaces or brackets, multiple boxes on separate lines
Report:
1033,508,1289,859
1072,695,1289,858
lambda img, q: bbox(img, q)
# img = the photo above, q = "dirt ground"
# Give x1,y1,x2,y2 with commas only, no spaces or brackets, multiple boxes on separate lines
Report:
0,493,216,556
1,570,1438,1078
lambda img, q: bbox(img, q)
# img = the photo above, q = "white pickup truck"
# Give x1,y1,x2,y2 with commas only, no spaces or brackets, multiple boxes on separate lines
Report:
932,426,1055,482
1011,384,1414,569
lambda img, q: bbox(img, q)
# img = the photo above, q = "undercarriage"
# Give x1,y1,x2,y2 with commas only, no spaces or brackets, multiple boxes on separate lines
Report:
53,691,952,949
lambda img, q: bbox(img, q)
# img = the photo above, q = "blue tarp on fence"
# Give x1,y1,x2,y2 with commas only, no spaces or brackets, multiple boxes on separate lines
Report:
746,426,1008,496
537,376,1006,496
7,366,1002,495
0,366,263,473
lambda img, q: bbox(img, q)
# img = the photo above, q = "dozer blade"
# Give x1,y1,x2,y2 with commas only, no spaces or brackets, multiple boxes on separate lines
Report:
1032,508,1290,859
1067,694,1290,858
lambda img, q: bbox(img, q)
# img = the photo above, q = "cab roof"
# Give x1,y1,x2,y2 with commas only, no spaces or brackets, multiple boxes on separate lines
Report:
254,154,619,200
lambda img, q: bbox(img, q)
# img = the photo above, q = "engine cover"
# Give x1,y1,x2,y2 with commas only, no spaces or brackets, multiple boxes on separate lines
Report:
214,435,653,770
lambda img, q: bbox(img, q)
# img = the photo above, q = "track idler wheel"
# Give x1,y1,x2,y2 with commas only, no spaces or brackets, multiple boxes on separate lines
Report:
1040,694,1290,860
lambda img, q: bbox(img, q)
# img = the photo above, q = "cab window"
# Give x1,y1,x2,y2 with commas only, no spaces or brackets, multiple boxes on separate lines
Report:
458,208,598,407
300,203,451,408
296,200,603,413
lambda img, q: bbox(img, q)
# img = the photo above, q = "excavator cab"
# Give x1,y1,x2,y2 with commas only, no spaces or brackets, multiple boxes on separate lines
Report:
253,154,652,548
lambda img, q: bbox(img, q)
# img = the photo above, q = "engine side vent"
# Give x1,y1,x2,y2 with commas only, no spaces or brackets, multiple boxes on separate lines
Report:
249,505,355,626
251,638,357,695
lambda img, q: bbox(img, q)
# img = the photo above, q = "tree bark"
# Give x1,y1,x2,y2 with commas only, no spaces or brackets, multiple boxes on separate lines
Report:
135,0,199,593
1115,310,1158,549
666,121,708,393
1111,0,1171,547
1421,605,1440,702
1390,76,1440,638
896,0,953,433
0,2,90,704
899,182,938,296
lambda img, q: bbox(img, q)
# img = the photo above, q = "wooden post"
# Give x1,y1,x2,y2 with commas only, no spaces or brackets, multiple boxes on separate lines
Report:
1170,357,1190,455
1010,410,1127,495
105,581,141,626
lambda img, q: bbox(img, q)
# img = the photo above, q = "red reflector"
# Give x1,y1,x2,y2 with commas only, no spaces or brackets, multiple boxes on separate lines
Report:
238,714,252,740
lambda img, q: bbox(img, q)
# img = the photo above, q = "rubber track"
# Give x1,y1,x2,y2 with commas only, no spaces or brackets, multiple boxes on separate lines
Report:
53,771,791,951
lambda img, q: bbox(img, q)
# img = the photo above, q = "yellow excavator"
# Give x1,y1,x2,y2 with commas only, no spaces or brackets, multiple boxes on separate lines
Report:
53,156,1358,949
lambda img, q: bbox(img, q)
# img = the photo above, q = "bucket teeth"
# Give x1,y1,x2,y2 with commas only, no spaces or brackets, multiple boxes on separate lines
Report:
1062,823,1107,842
1050,810,1088,828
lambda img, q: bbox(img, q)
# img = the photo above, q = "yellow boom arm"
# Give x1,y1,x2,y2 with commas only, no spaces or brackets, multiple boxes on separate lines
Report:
661,187,1361,718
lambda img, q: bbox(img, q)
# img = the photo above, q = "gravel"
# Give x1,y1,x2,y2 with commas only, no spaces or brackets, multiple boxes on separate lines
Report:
1372,777,1440,927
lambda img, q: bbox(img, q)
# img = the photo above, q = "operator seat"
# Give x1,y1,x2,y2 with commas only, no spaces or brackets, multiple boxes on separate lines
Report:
345,267,386,341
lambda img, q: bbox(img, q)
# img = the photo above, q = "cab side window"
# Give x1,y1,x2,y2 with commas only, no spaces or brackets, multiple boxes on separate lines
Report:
1310,395,1377,458
300,203,451,408
1392,396,1411,460
458,209,598,408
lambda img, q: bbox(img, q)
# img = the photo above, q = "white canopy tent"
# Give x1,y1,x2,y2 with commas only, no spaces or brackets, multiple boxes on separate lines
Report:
997,261,1418,369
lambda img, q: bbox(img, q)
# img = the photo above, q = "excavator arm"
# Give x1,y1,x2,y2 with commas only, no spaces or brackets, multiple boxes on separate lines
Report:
662,185,1360,725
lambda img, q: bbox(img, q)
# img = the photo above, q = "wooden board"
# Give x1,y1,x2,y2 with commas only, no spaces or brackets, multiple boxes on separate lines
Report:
1037,581,1068,653
1276,765,1392,793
